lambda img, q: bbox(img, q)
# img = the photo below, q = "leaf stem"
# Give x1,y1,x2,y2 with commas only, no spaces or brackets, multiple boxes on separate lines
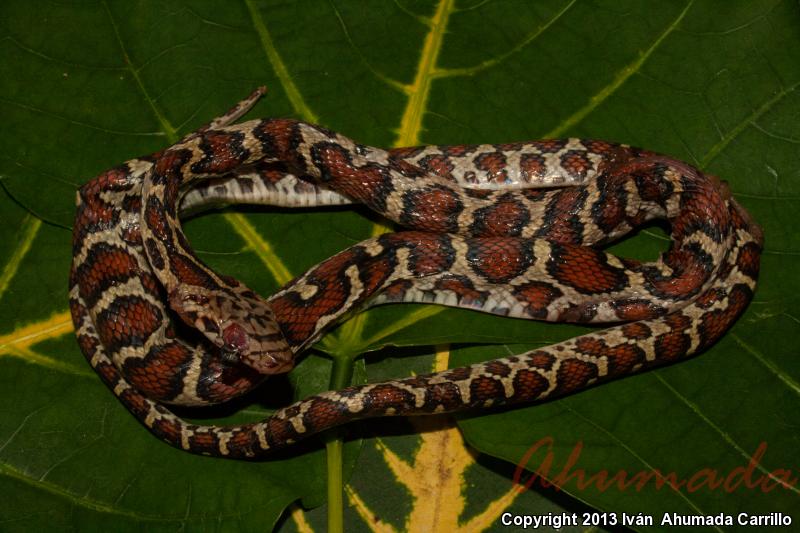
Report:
325,350,357,533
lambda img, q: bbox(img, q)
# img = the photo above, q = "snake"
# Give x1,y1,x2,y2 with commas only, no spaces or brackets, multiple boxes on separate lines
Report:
69,89,762,458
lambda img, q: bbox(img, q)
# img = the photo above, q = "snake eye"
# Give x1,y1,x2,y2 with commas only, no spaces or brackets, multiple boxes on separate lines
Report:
222,323,249,358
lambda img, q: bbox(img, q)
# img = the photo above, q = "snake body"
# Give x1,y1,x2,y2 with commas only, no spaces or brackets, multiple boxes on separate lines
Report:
70,90,762,458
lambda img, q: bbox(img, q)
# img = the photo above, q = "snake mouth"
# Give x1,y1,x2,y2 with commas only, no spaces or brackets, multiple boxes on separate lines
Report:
221,322,294,374
222,323,249,353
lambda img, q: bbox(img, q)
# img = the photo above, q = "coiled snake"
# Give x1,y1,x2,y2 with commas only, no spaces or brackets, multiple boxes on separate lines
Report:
69,89,762,458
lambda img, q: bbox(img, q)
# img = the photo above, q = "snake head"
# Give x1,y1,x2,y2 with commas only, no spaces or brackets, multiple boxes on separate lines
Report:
169,286,294,375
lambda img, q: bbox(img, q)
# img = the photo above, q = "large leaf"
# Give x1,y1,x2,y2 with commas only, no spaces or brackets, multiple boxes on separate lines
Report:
1,0,798,531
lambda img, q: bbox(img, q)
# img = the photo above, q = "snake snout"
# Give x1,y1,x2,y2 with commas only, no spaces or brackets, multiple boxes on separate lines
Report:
243,346,294,374
222,321,294,374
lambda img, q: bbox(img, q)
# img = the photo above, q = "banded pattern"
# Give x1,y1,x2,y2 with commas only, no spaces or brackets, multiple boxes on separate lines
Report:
70,89,762,458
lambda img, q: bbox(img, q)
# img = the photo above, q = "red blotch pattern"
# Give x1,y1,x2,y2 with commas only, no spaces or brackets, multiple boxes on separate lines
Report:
551,245,625,294
613,300,662,321
271,249,362,344
554,359,598,395
654,313,692,361
96,296,161,348
417,154,455,179
78,245,138,303
469,238,531,284
560,151,592,178
403,187,462,233
473,199,529,237
435,277,485,303
520,153,546,180
473,152,508,183
621,322,652,340
513,281,562,319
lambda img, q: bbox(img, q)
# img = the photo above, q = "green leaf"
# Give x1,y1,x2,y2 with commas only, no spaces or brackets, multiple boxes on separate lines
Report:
1,0,798,531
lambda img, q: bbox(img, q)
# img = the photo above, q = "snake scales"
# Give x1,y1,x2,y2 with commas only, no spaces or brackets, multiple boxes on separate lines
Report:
69,89,762,458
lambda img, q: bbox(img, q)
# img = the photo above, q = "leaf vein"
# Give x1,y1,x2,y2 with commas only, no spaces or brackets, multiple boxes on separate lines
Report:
435,0,576,78
0,311,73,353
0,461,206,522
222,213,294,286
0,214,41,302
394,0,455,146
561,401,712,522
731,333,800,397
700,81,800,168
654,372,800,496
328,0,406,92
101,0,178,142
243,0,318,123
543,0,695,138
0,98,164,137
